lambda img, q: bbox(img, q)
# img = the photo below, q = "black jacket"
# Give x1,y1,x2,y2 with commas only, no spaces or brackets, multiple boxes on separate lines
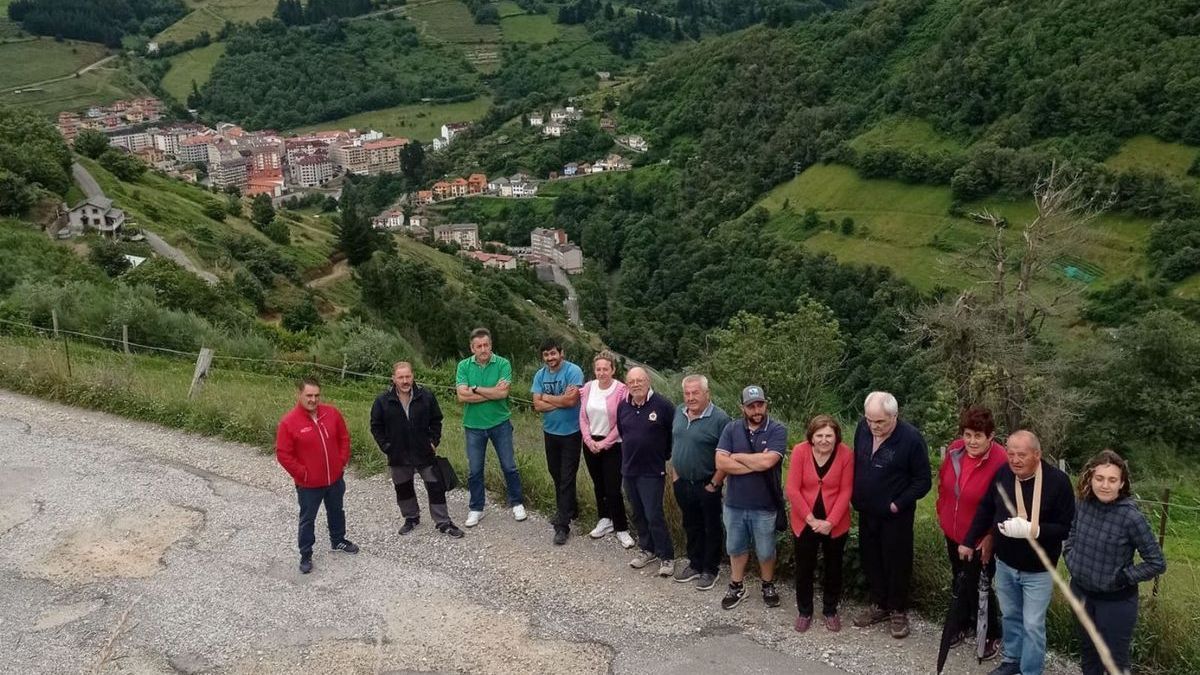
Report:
964,460,1075,572
851,418,932,517
370,385,443,467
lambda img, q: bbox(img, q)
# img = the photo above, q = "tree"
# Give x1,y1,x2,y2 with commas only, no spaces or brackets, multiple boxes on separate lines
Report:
73,129,111,159
0,169,36,216
336,185,380,266
282,294,322,333
225,193,243,217
400,140,425,182
202,200,226,221
88,241,131,277
263,219,290,245
703,298,844,423
250,193,275,229
98,149,146,181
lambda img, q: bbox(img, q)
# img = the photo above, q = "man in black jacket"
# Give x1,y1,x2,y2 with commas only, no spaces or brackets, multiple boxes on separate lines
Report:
963,430,1074,675
850,391,932,639
370,361,464,538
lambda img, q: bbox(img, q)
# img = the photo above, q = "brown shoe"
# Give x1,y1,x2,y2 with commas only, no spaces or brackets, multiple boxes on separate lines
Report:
824,614,842,632
889,612,910,639
852,606,889,628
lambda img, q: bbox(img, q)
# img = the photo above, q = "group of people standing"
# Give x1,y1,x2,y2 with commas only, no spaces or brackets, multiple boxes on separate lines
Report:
274,328,1167,675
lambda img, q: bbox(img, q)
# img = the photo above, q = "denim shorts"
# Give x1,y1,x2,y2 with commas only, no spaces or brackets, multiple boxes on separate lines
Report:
723,506,777,561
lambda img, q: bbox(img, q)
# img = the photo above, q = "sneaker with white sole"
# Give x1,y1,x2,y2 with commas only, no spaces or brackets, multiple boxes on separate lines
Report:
657,559,675,577
629,550,658,569
465,510,485,527
512,504,527,521
615,531,635,549
589,518,614,539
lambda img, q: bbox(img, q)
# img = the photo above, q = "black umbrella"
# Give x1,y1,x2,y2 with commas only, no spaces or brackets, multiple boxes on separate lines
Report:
937,565,977,674
976,563,992,662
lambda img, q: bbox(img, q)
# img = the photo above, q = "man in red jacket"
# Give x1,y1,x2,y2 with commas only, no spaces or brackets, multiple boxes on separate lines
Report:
276,377,359,574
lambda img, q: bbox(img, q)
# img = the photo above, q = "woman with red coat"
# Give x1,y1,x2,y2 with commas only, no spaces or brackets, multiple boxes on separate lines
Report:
936,406,1007,657
786,414,854,633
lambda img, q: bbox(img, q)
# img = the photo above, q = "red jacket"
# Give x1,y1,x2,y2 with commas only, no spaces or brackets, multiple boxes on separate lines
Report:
786,441,854,538
276,403,351,488
936,438,1007,544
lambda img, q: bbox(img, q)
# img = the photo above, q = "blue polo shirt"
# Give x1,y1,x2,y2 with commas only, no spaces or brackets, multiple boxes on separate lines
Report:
531,361,584,436
717,416,788,511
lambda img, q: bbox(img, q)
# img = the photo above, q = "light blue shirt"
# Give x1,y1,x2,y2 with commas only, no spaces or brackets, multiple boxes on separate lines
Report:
531,361,584,436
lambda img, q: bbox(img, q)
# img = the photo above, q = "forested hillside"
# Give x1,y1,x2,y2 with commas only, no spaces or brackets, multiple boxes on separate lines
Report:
7,0,186,46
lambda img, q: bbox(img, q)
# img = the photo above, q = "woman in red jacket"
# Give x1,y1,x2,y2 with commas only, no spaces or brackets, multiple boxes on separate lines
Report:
936,406,1007,657
786,414,854,633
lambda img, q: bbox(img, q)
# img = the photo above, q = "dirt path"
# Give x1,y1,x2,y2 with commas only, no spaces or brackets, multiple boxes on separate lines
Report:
0,390,1076,674
305,259,350,289
3,54,118,93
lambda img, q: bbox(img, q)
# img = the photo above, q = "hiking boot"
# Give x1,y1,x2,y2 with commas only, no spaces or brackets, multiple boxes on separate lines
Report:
987,661,1021,675
615,531,635,549
721,582,746,610
629,550,658,569
794,615,812,633
657,559,675,577
824,613,842,632
889,612,910,639
332,539,359,554
553,526,569,546
589,518,614,539
399,518,419,536
437,523,465,539
762,581,781,608
982,638,1002,661
465,510,484,527
512,504,528,521
673,565,700,583
695,572,718,591
852,605,889,628
299,557,313,574
947,629,965,649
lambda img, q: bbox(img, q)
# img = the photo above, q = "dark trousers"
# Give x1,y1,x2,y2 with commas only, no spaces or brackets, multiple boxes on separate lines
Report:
583,438,627,531
795,528,848,617
945,536,1002,639
672,478,724,575
625,474,673,560
858,509,914,612
544,431,582,528
296,477,346,558
1072,582,1138,675
390,464,450,526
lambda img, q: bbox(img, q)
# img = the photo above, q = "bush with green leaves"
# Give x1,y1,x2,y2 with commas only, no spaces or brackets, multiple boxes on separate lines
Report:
98,149,146,182
73,129,111,160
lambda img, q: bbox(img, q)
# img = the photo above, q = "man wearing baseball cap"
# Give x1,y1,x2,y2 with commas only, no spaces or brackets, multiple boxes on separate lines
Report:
714,385,789,610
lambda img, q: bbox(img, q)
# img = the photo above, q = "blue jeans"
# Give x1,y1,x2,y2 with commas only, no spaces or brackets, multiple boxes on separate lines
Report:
624,474,673,560
465,420,524,511
994,559,1054,675
723,506,777,562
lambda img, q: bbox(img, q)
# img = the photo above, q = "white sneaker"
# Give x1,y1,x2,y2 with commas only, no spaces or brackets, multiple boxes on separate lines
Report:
465,510,484,527
512,504,527,521
657,559,675,577
589,518,614,539
615,531,635,549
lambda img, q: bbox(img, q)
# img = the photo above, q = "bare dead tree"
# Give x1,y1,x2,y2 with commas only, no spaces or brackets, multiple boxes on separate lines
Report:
909,163,1110,441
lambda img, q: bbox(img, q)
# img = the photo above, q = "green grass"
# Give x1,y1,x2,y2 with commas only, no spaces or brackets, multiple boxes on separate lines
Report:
0,64,150,115
760,163,1154,293
0,39,111,90
287,96,493,143
1104,135,1200,181
500,12,560,44
153,8,227,45
406,0,502,43
154,0,276,43
160,42,226,103
847,116,965,154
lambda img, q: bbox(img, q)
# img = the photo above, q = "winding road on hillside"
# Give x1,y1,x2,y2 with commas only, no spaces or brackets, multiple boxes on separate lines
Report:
0,390,1076,674
72,162,219,285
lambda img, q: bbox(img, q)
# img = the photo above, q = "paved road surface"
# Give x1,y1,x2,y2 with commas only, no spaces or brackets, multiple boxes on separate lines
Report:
0,390,1074,674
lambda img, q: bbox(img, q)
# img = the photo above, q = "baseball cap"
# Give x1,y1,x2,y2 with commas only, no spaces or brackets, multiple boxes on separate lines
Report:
741,385,766,405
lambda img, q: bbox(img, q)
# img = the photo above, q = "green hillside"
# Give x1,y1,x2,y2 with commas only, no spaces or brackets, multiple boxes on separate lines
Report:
160,41,226,104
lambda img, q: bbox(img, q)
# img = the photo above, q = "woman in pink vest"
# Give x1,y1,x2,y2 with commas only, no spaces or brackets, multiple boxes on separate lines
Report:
786,414,854,632
936,406,1008,659
578,351,633,548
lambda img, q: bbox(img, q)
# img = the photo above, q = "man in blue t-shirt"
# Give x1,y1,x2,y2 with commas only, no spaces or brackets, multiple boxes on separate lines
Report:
714,385,788,610
531,338,585,545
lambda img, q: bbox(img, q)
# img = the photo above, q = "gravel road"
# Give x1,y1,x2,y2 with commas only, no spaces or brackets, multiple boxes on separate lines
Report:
0,390,1076,674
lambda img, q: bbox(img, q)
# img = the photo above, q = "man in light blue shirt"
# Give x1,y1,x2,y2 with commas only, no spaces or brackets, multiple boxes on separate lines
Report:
531,337,585,545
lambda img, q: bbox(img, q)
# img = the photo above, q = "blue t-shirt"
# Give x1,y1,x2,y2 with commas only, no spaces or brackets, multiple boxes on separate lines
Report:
531,361,585,436
717,417,789,511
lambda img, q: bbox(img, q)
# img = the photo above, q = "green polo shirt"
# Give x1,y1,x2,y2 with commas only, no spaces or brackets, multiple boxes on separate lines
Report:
670,402,732,480
455,354,513,430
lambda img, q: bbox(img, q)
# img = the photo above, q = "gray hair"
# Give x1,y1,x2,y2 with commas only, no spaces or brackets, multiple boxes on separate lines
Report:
1008,429,1042,452
680,374,709,392
864,391,899,416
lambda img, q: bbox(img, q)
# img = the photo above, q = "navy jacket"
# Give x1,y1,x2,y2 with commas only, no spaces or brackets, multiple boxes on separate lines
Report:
965,460,1075,572
616,390,675,477
851,418,932,517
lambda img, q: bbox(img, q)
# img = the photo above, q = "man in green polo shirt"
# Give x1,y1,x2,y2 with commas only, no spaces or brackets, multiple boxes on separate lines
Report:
669,374,732,591
455,327,526,528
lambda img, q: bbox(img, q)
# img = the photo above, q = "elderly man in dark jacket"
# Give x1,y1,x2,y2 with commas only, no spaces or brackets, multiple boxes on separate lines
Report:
370,361,463,538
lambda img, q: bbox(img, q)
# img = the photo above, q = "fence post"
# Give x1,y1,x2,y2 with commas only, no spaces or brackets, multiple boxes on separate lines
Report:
61,334,72,378
1152,489,1170,598
188,348,214,400
122,325,130,355
340,353,348,381
51,309,59,339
